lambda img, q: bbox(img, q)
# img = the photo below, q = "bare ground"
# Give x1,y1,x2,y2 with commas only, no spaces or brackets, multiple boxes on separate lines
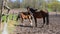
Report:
12,12,60,34
1,9,60,34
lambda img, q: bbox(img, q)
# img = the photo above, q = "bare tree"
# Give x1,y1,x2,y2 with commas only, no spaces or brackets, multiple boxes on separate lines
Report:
0,0,3,24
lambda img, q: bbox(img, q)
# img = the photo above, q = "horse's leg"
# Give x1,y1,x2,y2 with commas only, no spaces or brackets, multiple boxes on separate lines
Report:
42,17,45,27
21,18,24,25
29,18,33,26
46,14,49,25
34,17,37,27
21,18,23,23
43,17,45,24
16,16,19,21
28,16,32,26
16,14,21,21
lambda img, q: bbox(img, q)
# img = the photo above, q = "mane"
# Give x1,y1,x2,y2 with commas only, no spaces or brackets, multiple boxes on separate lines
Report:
29,8,38,13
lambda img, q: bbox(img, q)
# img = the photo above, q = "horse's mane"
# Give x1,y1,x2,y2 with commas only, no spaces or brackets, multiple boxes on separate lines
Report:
29,8,38,13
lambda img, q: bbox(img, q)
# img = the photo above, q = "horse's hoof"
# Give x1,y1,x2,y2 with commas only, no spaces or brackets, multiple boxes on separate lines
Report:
40,25,44,28
22,24,25,26
35,26,37,27
30,23,32,26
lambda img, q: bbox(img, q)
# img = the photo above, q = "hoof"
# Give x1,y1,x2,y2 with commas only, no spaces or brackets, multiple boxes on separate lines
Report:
30,23,32,26
35,25,37,27
22,24,25,26
41,25,44,28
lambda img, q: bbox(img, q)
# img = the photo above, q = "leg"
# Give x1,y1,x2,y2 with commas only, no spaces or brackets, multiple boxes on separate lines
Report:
29,18,32,26
21,18,24,25
46,14,49,25
21,18,23,23
34,17,37,27
29,16,33,26
16,15,20,21
43,17,45,25
46,15,49,29
42,17,45,27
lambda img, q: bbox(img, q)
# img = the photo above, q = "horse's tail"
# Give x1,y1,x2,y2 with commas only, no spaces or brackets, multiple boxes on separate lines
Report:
16,13,21,21
46,12,49,25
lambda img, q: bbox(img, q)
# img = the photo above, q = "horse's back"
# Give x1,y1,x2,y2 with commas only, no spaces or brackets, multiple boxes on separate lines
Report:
33,10,48,18
40,9,48,13
21,12,30,15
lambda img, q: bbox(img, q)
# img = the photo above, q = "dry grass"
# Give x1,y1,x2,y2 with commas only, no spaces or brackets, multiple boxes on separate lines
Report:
7,20,18,34
0,22,4,34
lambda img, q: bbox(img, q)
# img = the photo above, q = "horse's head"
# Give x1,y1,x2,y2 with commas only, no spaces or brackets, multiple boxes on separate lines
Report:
35,9,38,11
29,8,38,13
26,7,38,14
26,6,30,12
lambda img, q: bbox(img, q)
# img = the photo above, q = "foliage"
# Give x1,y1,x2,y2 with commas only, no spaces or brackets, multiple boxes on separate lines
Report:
47,1,60,11
0,0,60,11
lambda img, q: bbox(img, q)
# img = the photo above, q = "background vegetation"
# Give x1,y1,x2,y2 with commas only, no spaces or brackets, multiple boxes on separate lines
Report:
0,0,60,12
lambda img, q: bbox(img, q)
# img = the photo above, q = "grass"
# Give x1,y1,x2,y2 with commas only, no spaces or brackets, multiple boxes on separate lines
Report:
2,14,17,22
48,8,52,12
1,14,18,34
0,22,4,34
7,20,18,34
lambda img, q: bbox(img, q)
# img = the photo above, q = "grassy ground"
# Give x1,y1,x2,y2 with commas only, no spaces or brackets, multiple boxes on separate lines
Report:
1,14,18,34
1,22,4,34
7,20,18,34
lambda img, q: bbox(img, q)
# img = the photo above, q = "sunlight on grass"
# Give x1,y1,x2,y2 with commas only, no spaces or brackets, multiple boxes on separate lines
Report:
7,20,18,34
2,22,8,34
2,14,18,34
1,22,4,34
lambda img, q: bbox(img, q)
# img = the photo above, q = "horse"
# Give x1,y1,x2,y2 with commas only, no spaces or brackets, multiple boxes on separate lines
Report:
27,7,49,27
16,12,33,26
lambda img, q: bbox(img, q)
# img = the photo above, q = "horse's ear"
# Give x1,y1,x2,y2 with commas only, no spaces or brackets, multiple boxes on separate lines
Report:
26,6,30,9
36,9,38,11
35,9,38,11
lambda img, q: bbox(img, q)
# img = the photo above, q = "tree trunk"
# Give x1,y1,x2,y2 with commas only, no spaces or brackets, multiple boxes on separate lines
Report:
0,0,3,24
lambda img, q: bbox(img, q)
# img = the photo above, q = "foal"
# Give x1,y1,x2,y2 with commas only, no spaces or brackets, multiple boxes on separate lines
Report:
16,12,33,26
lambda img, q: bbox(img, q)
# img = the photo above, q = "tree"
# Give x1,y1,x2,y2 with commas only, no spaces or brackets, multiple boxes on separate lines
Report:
48,1,60,11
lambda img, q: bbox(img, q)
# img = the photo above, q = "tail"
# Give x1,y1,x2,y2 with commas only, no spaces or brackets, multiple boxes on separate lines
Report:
16,14,20,21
